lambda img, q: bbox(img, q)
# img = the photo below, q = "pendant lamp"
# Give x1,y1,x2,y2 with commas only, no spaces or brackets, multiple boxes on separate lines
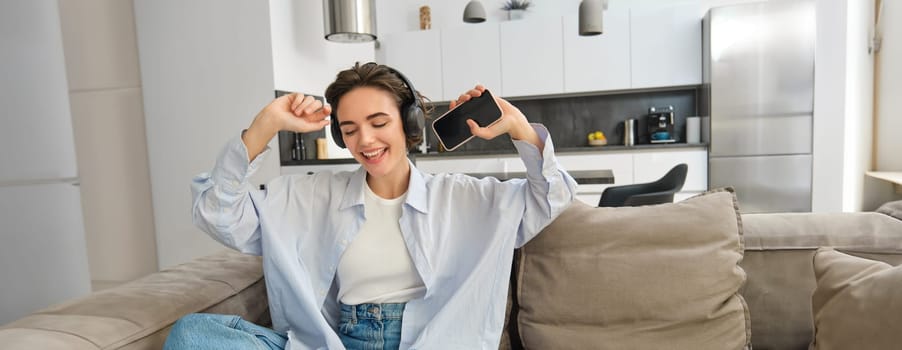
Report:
579,0,608,36
323,0,377,42
463,0,487,23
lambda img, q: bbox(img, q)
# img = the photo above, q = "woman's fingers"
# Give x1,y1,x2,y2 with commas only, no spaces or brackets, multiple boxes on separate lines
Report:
449,85,489,110
467,118,506,140
292,95,317,116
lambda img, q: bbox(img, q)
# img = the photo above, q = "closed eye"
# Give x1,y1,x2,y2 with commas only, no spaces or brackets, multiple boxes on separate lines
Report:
373,123,387,128
342,129,357,136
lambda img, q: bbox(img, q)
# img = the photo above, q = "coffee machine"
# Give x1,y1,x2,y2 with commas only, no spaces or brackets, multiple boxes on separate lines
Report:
646,105,676,143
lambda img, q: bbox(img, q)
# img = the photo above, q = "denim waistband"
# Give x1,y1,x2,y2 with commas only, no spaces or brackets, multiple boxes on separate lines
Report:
340,302,405,321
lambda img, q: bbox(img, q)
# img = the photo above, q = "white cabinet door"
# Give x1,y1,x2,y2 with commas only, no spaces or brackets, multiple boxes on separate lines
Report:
415,156,519,174
499,17,563,97
558,152,634,206
441,24,502,101
563,9,631,93
632,148,708,195
378,30,443,102
630,4,703,88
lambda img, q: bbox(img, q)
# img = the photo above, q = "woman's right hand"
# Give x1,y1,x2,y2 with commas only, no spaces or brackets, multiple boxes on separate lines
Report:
242,94,333,161
255,93,332,134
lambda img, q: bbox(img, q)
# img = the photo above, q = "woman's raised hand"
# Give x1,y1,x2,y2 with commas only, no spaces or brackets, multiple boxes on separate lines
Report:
243,94,332,161
449,85,541,149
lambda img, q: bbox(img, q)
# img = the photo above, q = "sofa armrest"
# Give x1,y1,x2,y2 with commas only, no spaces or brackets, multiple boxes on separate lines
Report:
0,249,268,349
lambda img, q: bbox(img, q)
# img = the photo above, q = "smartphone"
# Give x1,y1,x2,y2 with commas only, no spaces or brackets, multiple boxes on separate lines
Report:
431,89,503,151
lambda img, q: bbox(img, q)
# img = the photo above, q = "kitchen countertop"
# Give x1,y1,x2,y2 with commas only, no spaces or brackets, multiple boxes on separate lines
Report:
467,169,614,184
281,142,708,166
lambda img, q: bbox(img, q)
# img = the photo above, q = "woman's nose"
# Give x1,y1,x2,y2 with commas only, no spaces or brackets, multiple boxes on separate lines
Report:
357,127,375,145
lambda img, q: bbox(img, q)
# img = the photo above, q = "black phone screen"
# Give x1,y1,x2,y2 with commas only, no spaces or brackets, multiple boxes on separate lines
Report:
431,89,503,151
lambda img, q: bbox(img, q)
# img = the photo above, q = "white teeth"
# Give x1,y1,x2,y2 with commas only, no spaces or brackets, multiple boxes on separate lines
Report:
362,148,385,158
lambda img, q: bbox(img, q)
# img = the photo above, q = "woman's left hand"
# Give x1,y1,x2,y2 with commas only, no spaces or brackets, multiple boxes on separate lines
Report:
449,85,541,148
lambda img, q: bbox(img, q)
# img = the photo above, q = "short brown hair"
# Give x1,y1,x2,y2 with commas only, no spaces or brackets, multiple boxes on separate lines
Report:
325,62,431,149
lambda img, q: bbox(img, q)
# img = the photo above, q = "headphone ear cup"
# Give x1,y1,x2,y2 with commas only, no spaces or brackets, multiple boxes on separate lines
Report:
405,103,425,139
330,111,346,148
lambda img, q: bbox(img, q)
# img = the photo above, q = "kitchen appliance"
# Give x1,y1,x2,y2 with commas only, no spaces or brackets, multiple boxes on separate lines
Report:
646,105,676,143
702,1,815,213
622,118,637,146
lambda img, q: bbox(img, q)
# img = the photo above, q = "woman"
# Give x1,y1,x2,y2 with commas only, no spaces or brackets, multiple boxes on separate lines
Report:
165,62,576,349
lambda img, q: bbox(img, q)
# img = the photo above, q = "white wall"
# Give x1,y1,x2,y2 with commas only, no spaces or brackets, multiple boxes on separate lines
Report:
58,0,158,289
270,0,375,95
0,0,91,324
134,0,280,269
875,1,902,171
868,0,902,206
811,0,849,212
841,0,875,211
375,0,761,37
269,0,373,159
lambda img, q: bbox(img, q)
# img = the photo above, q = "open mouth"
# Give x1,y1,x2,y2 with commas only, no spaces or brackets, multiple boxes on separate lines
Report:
361,148,386,161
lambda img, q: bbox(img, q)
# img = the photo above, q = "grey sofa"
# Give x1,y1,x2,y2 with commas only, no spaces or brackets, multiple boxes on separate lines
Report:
2,205,900,349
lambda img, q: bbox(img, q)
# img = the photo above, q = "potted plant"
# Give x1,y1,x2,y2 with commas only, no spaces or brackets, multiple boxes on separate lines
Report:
502,0,531,20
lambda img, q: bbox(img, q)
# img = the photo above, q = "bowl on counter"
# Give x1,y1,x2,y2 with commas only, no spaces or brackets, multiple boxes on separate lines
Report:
588,139,607,146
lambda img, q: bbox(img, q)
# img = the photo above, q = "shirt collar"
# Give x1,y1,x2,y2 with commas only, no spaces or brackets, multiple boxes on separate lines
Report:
339,159,429,214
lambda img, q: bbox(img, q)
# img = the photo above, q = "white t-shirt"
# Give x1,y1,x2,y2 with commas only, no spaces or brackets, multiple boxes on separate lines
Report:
336,182,426,305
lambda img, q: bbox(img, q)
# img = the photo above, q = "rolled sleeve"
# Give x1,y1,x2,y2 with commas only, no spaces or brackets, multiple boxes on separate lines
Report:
190,131,269,255
211,131,271,194
513,124,577,247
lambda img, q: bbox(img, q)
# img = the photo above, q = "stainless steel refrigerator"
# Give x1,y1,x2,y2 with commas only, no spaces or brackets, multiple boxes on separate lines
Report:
702,0,816,213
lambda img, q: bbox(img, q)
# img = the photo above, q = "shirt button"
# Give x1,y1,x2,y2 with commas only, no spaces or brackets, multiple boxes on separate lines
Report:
340,239,348,245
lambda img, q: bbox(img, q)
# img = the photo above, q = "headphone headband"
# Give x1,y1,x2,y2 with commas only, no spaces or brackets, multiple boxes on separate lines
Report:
330,64,425,149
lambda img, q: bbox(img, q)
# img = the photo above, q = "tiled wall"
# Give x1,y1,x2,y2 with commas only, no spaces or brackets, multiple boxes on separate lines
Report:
59,0,158,289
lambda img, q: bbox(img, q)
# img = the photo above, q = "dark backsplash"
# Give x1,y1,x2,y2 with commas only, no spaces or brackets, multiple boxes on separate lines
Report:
423,87,699,152
278,87,699,163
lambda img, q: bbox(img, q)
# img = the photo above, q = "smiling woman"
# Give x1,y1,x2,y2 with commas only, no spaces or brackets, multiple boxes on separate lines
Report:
175,61,577,349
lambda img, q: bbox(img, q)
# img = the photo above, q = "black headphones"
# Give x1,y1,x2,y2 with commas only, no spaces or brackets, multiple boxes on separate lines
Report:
330,66,425,149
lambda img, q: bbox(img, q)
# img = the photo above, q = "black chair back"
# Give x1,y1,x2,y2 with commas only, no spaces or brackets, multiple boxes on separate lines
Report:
598,163,689,207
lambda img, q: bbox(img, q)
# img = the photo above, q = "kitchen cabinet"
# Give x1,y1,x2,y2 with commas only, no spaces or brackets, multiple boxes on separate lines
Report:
630,4,703,89
499,17,564,97
558,152,634,205
280,162,360,176
563,9,632,93
440,24,502,101
378,29,444,102
289,147,708,206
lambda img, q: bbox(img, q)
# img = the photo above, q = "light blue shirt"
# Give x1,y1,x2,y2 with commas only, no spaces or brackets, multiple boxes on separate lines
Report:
191,124,576,350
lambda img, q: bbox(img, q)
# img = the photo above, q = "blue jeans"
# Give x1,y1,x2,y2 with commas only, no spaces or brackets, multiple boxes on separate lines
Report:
164,302,404,350
338,303,404,350
163,313,287,349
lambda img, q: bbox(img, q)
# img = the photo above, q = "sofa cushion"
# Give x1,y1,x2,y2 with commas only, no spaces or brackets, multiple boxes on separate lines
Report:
877,200,902,221
516,188,750,350
739,212,902,350
810,248,902,350
0,249,267,349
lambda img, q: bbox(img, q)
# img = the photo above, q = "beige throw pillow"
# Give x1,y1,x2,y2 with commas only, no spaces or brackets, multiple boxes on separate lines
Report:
516,188,750,350
811,248,902,350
